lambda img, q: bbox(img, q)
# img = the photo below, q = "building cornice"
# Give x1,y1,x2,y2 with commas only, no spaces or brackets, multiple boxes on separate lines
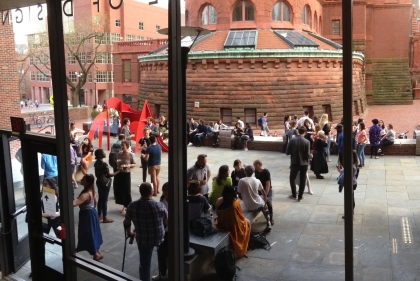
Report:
139,49,364,63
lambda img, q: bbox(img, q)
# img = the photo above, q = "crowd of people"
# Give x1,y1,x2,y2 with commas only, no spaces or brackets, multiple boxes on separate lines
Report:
35,108,401,281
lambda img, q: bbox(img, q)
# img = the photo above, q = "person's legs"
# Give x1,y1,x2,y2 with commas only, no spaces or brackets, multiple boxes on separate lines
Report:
326,135,331,161
141,157,148,182
212,132,219,145
381,139,393,154
289,165,300,198
97,187,105,218
298,165,308,200
266,195,273,221
138,244,154,281
157,232,169,276
374,145,378,157
149,167,158,195
155,166,161,194
370,146,374,158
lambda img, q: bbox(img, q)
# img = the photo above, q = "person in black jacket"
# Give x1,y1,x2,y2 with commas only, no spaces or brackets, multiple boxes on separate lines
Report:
241,123,254,151
310,130,329,179
286,126,312,202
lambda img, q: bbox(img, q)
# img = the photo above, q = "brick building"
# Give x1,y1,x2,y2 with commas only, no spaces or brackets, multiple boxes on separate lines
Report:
26,0,169,106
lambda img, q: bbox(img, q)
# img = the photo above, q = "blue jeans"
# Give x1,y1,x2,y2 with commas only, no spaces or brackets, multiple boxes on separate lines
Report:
97,186,110,217
325,135,331,160
138,244,155,281
357,143,366,166
194,134,206,145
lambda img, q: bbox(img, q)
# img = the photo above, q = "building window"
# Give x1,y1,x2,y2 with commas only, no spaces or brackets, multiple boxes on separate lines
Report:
353,101,359,116
29,56,34,65
314,11,318,31
123,60,131,82
115,18,121,27
302,5,311,26
110,33,121,43
69,71,77,83
232,1,254,22
154,104,161,118
96,71,114,83
244,108,256,125
272,2,290,22
156,25,160,32
123,94,132,104
302,106,314,118
220,108,232,125
37,71,50,82
201,5,217,25
322,104,332,121
94,15,100,25
139,22,144,30
30,71,35,81
332,20,340,35
126,34,135,41
95,52,112,64
137,36,144,40
359,99,364,113
68,54,75,64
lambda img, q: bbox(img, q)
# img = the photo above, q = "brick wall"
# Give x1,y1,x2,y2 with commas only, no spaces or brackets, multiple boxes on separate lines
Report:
138,57,366,130
0,12,20,129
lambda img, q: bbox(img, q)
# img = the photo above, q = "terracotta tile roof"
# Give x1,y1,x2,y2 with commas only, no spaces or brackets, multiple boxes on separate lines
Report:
306,32,339,50
192,31,228,51
257,29,291,50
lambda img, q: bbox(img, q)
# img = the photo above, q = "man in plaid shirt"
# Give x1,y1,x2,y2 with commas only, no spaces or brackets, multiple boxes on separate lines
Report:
124,183,168,281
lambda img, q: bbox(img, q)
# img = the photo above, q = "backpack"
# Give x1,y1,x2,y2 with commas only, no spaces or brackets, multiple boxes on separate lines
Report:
248,232,271,251
214,247,239,281
190,218,217,237
257,117,263,126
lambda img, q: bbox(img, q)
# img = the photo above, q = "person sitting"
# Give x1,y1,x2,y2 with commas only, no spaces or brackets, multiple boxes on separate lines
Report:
188,182,211,222
237,165,271,232
214,185,250,259
194,119,207,147
231,122,243,150
378,124,395,155
212,119,227,147
209,165,232,206
241,123,254,151
231,159,246,187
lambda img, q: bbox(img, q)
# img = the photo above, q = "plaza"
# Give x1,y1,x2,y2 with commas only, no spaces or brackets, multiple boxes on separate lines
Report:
8,144,420,281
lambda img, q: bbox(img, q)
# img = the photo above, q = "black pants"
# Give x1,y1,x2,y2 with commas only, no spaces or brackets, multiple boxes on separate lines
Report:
188,132,196,144
141,156,148,182
212,132,219,144
157,231,169,276
370,146,378,157
289,164,308,200
379,139,393,154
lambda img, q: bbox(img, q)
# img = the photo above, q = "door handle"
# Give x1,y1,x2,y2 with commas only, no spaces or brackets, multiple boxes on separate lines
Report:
10,206,27,218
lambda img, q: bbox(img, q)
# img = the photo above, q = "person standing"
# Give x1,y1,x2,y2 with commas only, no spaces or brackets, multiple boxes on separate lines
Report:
310,130,329,179
236,116,244,129
139,128,151,183
297,110,315,128
356,122,367,167
110,134,125,200
143,135,162,196
73,174,103,260
94,149,120,223
237,165,271,232
41,153,58,184
146,117,160,138
253,160,274,225
187,154,211,198
369,119,381,159
153,182,169,281
78,137,94,175
124,183,168,281
258,112,270,137
286,126,312,202
319,114,332,162
335,124,344,166
117,141,136,213
91,105,100,140
121,118,135,150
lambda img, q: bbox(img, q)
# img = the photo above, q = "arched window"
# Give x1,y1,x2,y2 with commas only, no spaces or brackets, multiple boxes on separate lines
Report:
272,2,291,22
319,16,322,33
232,1,255,22
314,11,318,31
201,5,217,25
302,5,311,26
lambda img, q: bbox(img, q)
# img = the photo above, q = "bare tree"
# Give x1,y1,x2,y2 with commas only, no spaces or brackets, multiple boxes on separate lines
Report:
16,44,29,100
26,15,110,107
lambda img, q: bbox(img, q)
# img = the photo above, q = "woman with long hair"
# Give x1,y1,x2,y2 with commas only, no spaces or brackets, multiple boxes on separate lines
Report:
319,114,332,162
78,137,93,175
379,120,387,138
209,165,232,206
284,115,291,133
214,185,250,258
116,140,136,213
357,122,367,167
230,159,246,187
379,124,395,156
241,123,254,151
73,174,103,260
41,177,60,236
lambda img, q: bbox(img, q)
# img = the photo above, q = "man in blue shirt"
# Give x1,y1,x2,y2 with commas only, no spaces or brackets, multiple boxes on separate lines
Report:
144,135,162,196
41,153,58,183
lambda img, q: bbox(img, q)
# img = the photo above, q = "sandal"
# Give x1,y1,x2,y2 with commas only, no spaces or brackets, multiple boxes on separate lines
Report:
93,254,103,261
119,208,127,214
103,218,114,223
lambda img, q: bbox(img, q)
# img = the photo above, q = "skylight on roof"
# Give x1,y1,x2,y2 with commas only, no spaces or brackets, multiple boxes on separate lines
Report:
274,30,319,48
224,30,258,48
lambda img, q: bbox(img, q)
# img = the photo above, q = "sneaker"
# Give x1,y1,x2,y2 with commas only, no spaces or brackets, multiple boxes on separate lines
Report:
287,195,297,200
152,274,168,280
270,219,274,226
308,189,314,195
244,148,248,151
264,224,272,233
377,149,382,153
187,143,193,146
298,198,304,202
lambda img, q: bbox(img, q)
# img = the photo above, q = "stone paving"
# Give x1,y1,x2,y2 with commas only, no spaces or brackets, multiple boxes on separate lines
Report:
12,144,420,281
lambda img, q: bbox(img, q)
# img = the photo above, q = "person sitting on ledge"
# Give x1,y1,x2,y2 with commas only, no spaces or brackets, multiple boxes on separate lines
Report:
188,181,211,222
378,123,395,156
214,185,250,259
194,119,207,147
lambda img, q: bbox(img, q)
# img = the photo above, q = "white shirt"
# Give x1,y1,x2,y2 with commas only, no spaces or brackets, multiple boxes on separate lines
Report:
187,164,211,195
237,120,244,128
297,116,314,128
237,177,264,211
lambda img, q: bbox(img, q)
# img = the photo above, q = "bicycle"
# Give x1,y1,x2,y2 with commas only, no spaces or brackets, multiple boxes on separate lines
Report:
40,111,54,125
28,113,42,128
